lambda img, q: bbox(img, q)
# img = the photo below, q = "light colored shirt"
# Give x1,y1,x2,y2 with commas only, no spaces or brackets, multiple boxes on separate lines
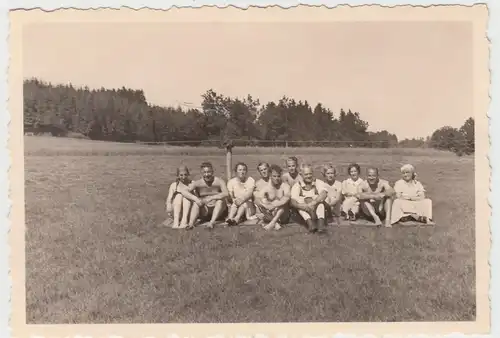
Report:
291,178,327,201
319,179,342,198
394,179,426,199
166,180,191,203
227,176,256,200
282,172,303,187
254,178,271,199
342,178,365,197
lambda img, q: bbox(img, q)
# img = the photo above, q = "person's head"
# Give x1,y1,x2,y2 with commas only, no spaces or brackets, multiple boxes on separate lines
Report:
301,164,314,184
321,163,337,182
286,157,299,174
200,162,214,181
366,167,379,184
176,165,190,183
257,162,270,179
234,162,248,180
347,163,361,180
401,164,416,181
269,164,283,185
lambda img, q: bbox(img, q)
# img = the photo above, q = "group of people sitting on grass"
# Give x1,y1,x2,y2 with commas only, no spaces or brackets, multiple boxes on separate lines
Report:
164,157,435,233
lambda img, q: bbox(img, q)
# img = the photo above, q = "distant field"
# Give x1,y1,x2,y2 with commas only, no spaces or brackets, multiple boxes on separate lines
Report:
24,135,476,323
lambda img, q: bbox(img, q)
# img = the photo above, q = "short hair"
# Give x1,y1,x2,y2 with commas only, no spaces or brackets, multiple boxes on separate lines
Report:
257,162,270,170
347,163,361,174
366,167,379,175
200,162,213,170
176,165,190,176
269,164,283,175
286,156,298,165
301,163,314,173
321,163,337,176
234,162,248,172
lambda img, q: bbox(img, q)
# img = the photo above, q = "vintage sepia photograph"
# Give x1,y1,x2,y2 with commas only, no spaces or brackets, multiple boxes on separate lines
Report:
8,4,490,337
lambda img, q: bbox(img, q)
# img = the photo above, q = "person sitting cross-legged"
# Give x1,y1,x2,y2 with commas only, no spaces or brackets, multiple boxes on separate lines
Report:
255,164,291,231
184,162,229,230
390,164,435,226
290,164,328,234
319,163,343,224
357,167,394,228
225,162,256,226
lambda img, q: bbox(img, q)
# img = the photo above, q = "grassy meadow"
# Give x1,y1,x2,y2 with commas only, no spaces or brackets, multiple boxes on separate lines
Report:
25,136,476,323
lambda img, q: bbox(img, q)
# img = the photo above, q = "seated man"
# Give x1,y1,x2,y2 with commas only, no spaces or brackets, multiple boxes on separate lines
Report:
290,164,328,234
255,164,291,231
357,167,394,227
319,163,343,223
282,156,303,187
249,162,271,220
226,162,256,226
183,162,229,229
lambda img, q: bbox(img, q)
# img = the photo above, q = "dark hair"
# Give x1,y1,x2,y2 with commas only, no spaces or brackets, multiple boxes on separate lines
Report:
269,164,283,175
347,163,361,174
257,162,270,170
234,162,248,172
200,162,213,170
287,156,298,164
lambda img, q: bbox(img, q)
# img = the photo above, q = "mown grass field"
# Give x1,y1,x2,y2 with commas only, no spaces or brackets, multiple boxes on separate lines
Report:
24,136,476,323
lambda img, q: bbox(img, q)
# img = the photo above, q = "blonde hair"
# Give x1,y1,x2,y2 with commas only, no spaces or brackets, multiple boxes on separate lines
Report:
321,163,337,176
400,164,417,179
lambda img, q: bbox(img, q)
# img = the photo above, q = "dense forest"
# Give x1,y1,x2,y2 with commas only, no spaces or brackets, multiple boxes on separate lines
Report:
23,78,474,154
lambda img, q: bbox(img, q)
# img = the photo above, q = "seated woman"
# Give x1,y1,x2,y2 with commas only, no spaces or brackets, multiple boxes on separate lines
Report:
165,165,193,229
341,163,364,221
390,164,435,225
225,162,256,226
320,163,342,222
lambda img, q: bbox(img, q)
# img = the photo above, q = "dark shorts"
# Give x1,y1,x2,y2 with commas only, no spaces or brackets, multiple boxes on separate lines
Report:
360,199,387,220
199,202,228,222
257,204,290,224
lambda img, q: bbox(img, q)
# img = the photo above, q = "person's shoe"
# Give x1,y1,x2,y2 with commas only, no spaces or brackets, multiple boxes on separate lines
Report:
306,219,317,233
317,218,327,233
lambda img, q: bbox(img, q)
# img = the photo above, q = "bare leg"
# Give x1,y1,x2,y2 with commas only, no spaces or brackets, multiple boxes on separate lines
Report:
363,201,382,226
187,203,200,229
383,198,392,228
226,204,238,224
172,194,183,228
179,198,192,228
208,200,225,228
234,203,248,224
264,208,284,230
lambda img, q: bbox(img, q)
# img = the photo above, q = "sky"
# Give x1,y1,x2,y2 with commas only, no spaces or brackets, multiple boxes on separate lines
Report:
22,21,473,139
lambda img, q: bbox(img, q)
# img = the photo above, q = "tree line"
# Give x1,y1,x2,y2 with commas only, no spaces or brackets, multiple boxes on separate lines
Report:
23,78,474,154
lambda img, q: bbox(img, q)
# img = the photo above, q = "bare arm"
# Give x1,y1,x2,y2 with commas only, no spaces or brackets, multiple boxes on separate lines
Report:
328,188,343,206
205,178,229,201
290,184,310,211
411,182,426,201
177,182,203,204
272,184,291,208
356,184,376,200
165,183,176,211
312,189,328,204
382,182,395,198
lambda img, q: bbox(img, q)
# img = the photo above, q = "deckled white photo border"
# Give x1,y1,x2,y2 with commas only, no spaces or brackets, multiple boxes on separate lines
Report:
2,1,497,338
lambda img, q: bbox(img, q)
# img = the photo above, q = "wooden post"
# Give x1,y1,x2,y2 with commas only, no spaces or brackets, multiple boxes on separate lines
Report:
225,141,234,182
